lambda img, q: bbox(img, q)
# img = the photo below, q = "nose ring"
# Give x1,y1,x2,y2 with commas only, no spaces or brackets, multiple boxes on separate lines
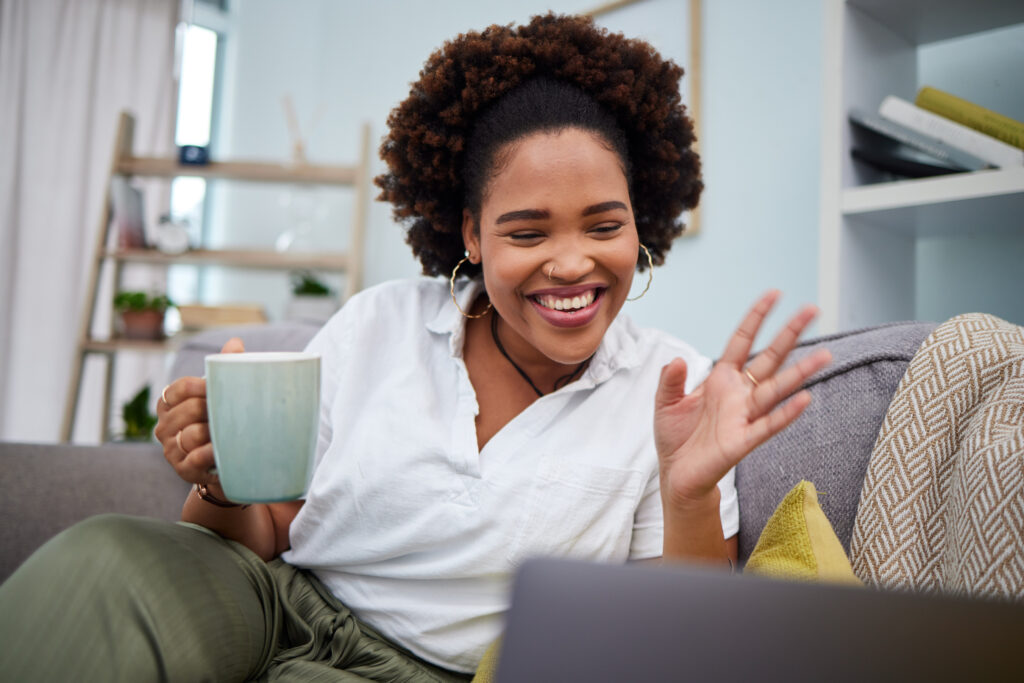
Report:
546,265,557,280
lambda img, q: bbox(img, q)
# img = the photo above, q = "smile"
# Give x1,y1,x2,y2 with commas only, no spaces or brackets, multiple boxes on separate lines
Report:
534,290,596,312
528,287,605,328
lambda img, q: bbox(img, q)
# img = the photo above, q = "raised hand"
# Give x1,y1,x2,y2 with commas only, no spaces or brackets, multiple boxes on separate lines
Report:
654,291,831,508
155,337,245,485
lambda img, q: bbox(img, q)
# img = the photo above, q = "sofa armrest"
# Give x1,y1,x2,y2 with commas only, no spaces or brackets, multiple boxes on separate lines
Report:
735,321,937,562
0,441,190,583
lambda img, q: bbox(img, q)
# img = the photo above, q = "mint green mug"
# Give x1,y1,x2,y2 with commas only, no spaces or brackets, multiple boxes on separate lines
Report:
205,351,321,503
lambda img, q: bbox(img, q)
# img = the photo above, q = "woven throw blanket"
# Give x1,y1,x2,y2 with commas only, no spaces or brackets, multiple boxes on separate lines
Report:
850,313,1024,598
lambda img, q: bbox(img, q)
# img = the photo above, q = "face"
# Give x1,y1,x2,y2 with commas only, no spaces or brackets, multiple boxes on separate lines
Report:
462,127,639,370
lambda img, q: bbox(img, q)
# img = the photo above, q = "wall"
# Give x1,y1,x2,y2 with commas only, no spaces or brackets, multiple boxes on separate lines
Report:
636,0,824,353
915,22,1024,326
209,0,825,357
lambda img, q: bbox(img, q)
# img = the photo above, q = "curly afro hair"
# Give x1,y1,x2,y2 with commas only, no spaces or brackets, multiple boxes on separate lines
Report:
375,12,702,279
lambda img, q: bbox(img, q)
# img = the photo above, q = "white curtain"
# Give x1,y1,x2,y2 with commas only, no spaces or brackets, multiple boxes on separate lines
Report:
0,0,178,442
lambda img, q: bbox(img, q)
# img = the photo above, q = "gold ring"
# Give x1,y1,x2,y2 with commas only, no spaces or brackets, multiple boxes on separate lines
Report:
176,430,186,454
744,368,760,388
547,265,556,280
161,384,171,407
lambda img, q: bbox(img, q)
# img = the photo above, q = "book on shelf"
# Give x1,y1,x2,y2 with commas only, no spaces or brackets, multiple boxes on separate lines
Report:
915,86,1024,150
850,145,962,179
110,176,146,249
879,96,1024,169
848,108,989,172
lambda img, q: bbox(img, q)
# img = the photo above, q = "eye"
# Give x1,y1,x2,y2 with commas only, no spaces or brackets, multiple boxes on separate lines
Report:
508,232,544,242
589,223,624,237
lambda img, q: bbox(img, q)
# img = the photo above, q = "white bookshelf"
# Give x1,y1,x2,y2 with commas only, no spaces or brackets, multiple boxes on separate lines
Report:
818,0,1024,332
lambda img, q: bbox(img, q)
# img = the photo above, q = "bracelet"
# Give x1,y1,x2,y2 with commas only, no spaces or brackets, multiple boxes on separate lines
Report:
194,482,250,509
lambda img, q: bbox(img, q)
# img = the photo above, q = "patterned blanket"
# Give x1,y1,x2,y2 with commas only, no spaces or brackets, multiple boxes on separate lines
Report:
850,313,1024,598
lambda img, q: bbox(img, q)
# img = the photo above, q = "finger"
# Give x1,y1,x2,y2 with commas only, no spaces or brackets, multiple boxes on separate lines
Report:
746,304,819,382
718,290,780,367
655,358,689,410
181,442,218,484
175,422,212,457
159,404,204,467
221,337,245,354
745,389,812,453
155,376,206,417
749,349,831,419
154,396,208,444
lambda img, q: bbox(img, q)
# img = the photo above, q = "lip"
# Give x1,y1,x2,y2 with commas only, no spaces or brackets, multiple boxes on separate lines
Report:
528,287,605,328
528,283,606,298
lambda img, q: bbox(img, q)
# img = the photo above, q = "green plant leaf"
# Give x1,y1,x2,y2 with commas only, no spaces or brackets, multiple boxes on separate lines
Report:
114,291,174,312
290,270,331,296
122,384,158,440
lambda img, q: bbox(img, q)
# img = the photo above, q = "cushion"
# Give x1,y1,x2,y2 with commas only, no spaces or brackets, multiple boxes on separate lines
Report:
744,480,860,585
168,321,321,380
471,639,501,683
0,441,189,582
735,321,936,561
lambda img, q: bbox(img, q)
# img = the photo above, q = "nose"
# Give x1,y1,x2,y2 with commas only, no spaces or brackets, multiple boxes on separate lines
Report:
545,238,595,283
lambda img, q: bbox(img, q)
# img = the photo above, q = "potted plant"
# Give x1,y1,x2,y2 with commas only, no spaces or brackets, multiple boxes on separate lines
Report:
285,270,338,323
120,384,158,441
113,291,173,340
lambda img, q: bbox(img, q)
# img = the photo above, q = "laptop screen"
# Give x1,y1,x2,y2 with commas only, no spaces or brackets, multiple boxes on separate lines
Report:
495,557,1024,682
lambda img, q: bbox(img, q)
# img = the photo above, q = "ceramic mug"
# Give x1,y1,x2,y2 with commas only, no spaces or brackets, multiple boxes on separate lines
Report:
205,351,320,503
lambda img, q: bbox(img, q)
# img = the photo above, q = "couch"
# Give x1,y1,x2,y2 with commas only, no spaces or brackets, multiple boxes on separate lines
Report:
0,319,936,583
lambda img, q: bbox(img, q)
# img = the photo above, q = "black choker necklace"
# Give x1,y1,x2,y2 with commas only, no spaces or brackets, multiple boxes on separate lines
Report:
490,313,590,397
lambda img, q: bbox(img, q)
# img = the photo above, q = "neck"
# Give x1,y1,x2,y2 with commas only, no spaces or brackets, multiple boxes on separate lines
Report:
490,314,589,396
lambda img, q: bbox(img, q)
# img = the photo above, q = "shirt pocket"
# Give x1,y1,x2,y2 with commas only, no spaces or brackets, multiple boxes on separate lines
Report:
506,459,645,566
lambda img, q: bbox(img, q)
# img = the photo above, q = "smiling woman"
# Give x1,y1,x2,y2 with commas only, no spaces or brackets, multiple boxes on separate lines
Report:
463,127,638,381
0,12,830,682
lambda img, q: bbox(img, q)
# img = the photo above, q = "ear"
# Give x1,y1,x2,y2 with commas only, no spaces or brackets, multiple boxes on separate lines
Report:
461,209,481,264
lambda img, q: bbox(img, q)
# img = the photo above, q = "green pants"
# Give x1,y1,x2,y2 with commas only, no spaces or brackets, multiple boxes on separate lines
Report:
0,514,472,683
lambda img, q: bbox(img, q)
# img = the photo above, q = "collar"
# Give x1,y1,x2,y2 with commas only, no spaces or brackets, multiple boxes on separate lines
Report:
426,277,643,388
426,277,482,359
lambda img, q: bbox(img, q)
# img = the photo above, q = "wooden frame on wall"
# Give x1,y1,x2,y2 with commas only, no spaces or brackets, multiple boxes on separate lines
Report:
585,0,703,235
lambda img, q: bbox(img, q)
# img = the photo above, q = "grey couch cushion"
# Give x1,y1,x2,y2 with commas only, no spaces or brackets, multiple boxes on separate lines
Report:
736,321,937,562
0,441,190,582
169,321,321,380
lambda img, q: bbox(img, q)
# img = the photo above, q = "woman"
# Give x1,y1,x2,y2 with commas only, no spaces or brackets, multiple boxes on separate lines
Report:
0,14,828,681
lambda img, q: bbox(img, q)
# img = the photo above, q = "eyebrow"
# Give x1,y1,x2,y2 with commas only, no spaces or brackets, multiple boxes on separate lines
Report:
495,201,628,224
582,200,628,216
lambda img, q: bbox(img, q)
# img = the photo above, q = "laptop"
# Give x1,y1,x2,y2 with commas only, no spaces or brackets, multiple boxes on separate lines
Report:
495,557,1024,682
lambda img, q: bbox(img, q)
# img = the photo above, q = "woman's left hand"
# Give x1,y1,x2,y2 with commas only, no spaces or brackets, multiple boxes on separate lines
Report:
654,291,831,510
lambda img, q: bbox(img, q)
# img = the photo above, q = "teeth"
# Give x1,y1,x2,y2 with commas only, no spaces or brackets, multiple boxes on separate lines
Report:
538,290,596,312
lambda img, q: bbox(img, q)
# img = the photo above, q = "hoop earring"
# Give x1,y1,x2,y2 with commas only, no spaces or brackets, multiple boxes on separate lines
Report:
626,244,654,302
450,256,493,319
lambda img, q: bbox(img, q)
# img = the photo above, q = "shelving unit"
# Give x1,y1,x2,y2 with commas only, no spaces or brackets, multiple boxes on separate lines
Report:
62,111,371,442
818,0,1024,332
107,248,351,270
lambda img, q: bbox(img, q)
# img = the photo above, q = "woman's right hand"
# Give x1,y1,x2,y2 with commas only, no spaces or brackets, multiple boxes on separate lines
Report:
154,337,245,485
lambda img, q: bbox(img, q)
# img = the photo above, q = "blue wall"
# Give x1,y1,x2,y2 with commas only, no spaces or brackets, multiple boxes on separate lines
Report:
626,0,824,354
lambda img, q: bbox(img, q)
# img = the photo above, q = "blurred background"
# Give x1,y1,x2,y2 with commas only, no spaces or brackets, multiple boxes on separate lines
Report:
2,0,1021,443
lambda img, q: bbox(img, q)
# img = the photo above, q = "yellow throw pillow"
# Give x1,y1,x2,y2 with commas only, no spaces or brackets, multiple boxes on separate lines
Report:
744,480,860,585
471,638,501,683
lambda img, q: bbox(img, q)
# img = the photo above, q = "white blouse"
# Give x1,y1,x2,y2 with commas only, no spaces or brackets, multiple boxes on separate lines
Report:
283,277,738,673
